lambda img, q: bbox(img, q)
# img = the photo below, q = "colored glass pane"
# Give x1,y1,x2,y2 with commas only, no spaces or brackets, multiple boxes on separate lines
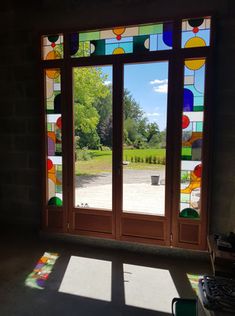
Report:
181,17,211,49
42,34,63,60
139,24,163,35
70,21,173,58
79,31,100,41
179,59,206,218
45,69,63,206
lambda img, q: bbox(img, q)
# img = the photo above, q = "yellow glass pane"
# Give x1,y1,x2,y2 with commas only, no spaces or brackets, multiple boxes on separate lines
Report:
185,37,206,48
184,59,205,70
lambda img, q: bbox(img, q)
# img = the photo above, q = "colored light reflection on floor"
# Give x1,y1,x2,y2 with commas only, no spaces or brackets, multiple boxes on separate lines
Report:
187,273,202,295
25,252,59,290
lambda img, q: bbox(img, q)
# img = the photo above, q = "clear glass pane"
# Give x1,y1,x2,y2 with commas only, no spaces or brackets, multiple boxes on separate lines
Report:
180,58,206,219
73,66,113,210
123,62,168,215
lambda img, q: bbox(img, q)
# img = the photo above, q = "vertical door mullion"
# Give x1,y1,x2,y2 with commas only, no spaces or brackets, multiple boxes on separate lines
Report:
63,33,74,232
165,57,177,245
113,61,124,239
170,19,185,247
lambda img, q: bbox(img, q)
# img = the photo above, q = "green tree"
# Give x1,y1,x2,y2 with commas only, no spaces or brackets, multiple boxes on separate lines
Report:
123,89,143,121
160,129,167,148
124,118,138,143
146,122,160,143
95,85,113,147
148,134,161,148
73,67,110,148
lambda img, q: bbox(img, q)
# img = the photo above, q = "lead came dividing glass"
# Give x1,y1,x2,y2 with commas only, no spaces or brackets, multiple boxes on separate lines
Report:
70,22,173,58
180,58,206,218
42,34,64,60
181,17,211,49
45,68,63,206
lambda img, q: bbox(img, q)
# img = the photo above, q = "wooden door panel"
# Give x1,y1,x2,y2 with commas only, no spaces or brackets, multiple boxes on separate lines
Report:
72,211,113,234
121,216,165,240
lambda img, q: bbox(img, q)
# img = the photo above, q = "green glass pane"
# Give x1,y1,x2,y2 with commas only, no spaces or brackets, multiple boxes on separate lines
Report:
133,35,149,53
196,122,203,132
46,101,54,111
179,208,199,218
55,143,62,154
80,31,100,41
47,123,53,131
181,171,190,182
91,39,105,55
48,196,63,206
181,147,192,160
182,147,191,154
48,35,59,43
194,106,204,111
139,24,163,35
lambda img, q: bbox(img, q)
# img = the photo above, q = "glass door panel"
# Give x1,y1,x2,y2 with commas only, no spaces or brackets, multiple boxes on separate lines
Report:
123,62,168,215
73,66,113,210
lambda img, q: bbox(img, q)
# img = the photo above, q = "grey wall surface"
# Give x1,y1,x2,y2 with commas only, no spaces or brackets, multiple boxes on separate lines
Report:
0,0,234,234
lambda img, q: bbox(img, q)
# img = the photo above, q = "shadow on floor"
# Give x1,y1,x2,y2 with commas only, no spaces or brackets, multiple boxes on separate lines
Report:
0,231,211,316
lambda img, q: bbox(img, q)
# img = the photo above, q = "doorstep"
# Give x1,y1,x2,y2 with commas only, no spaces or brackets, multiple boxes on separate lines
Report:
40,231,209,261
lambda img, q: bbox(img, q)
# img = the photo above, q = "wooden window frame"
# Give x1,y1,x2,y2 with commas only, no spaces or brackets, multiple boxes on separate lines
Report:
40,15,214,250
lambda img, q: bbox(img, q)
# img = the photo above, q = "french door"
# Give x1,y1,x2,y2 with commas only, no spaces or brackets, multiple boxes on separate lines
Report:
42,16,212,250
67,59,172,245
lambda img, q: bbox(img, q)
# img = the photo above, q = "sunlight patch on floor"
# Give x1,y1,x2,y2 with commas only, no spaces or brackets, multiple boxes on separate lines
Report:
59,256,112,301
123,264,179,313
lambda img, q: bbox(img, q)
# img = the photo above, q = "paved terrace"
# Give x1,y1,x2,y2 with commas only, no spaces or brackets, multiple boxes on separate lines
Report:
75,169,165,215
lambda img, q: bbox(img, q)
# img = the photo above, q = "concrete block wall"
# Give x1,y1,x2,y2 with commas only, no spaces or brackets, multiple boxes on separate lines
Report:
0,0,234,234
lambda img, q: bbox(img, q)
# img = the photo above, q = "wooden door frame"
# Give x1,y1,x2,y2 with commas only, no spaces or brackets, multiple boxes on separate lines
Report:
40,15,214,250
67,55,173,246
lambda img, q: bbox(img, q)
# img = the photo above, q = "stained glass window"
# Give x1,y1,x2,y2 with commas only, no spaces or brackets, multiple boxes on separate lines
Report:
42,34,63,60
45,68,63,206
179,58,206,219
70,22,173,57
181,17,211,49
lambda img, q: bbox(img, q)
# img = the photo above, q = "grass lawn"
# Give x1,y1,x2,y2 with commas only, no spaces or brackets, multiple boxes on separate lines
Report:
75,148,166,175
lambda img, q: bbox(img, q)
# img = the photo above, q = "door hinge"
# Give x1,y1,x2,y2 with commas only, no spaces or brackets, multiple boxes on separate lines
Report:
170,233,173,242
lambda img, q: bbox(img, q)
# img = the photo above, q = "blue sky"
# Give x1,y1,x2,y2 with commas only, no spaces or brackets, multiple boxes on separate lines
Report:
101,62,168,131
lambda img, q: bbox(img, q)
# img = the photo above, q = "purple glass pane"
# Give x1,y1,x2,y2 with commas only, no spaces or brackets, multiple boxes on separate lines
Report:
183,88,194,111
163,23,173,47
48,137,55,156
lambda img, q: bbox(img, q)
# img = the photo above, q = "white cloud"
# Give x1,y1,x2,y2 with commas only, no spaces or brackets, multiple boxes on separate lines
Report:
104,80,111,86
146,112,160,117
150,79,168,85
153,84,168,93
150,79,168,94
